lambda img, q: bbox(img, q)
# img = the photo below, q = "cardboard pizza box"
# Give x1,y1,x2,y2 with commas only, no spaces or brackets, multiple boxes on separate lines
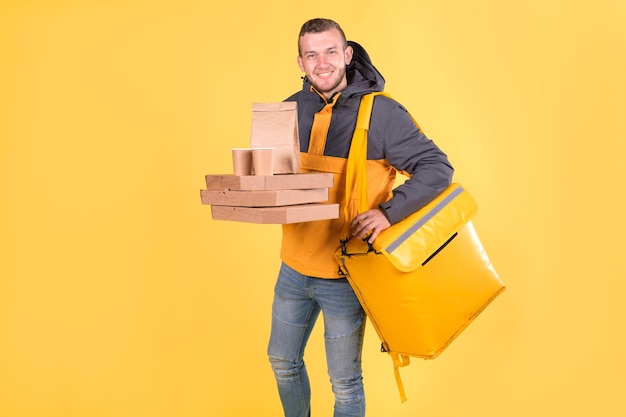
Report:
200,188,329,207
211,203,339,224
204,173,334,191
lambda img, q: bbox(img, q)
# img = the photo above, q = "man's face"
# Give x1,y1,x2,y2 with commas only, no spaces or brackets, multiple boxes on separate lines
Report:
297,28,353,100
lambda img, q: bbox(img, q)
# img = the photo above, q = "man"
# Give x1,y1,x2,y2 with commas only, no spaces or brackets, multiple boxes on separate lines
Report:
268,18,453,417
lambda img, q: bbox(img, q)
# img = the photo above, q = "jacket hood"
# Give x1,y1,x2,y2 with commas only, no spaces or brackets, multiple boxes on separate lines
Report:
301,40,385,98
345,40,385,95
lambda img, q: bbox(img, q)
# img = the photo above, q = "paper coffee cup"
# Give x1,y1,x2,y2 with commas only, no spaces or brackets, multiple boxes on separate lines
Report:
232,148,253,176
252,148,275,176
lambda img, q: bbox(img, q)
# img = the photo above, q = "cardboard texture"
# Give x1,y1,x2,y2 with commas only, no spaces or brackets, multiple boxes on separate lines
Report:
211,204,339,224
205,173,334,191
201,104,337,224
200,188,329,207
250,102,300,174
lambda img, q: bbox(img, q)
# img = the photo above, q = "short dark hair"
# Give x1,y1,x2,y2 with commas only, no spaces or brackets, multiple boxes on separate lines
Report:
298,18,347,55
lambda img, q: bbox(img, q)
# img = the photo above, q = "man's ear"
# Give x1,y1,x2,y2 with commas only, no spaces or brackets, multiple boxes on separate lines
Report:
345,45,353,65
297,55,305,72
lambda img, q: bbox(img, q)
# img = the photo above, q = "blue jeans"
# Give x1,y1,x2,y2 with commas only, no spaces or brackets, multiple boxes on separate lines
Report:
268,263,366,417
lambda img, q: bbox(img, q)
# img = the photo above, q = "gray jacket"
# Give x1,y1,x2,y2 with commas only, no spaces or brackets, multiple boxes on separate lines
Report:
286,41,454,224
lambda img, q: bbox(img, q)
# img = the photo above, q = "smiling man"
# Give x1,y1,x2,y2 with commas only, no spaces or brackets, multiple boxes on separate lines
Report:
297,24,353,100
267,18,454,417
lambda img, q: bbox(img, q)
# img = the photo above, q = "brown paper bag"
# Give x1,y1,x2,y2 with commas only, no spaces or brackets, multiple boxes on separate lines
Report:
250,102,300,174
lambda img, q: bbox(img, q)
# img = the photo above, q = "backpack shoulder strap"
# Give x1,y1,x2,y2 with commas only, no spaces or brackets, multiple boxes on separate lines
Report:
343,92,391,238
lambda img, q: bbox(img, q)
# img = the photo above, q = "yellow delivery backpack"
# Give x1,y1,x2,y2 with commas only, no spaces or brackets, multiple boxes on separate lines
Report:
335,93,505,402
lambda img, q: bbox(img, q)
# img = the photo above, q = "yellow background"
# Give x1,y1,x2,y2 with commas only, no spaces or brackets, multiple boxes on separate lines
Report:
1,0,625,416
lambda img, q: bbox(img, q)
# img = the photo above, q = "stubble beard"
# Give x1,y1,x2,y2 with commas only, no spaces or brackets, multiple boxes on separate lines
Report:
309,67,347,98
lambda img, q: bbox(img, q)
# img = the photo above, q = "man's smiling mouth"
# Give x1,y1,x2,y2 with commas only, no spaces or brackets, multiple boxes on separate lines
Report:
316,70,333,78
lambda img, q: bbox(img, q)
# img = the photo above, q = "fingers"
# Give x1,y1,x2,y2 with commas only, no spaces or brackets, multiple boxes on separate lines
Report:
351,216,375,239
350,209,391,243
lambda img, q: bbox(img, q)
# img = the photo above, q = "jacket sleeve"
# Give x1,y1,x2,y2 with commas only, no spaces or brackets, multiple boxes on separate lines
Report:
370,99,454,224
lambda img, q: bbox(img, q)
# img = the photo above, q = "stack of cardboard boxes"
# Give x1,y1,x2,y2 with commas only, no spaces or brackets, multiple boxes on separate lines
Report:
201,173,338,224
200,101,339,224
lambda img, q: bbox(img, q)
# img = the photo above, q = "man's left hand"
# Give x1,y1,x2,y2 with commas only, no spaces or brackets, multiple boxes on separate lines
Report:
350,209,391,244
